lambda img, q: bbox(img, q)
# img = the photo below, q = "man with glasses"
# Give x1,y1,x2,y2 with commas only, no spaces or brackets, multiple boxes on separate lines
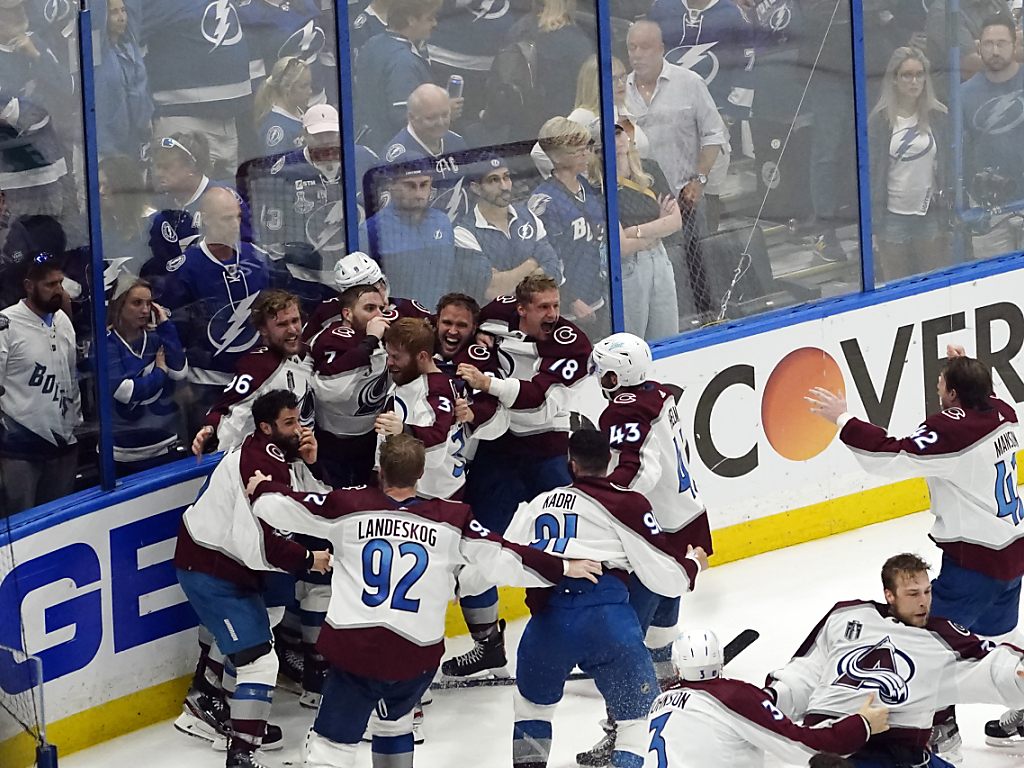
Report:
0,253,80,515
961,13,1024,259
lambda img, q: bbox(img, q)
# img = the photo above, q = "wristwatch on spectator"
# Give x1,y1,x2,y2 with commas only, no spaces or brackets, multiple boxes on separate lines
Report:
694,173,708,186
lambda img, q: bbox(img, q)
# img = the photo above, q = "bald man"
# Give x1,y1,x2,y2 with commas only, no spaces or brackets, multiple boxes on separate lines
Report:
160,186,272,435
382,83,470,221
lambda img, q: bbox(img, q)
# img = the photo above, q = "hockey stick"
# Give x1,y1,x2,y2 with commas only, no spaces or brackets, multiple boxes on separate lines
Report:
430,628,759,690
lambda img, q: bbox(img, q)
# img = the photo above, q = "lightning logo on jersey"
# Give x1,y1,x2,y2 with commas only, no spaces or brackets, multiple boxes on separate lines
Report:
210,292,261,356
202,0,243,50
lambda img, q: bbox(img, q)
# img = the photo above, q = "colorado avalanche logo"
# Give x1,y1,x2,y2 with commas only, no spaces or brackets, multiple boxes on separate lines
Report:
667,43,720,86
613,393,637,404
266,443,286,462
833,636,915,705
306,201,347,253
354,370,391,416
497,294,516,304
554,326,578,345
279,21,326,63
208,293,261,356
201,0,243,51
468,344,491,362
299,387,315,428
973,92,1024,135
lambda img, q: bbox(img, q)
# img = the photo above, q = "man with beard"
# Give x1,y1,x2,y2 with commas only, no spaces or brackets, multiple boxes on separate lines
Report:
174,389,331,768
961,14,1024,258
452,155,562,304
0,252,81,515
310,283,390,486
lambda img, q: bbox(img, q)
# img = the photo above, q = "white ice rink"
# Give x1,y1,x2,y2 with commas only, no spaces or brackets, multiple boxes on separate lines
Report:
62,511,1024,768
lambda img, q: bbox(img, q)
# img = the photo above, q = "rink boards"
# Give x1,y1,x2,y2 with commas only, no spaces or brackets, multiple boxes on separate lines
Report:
5,265,1024,766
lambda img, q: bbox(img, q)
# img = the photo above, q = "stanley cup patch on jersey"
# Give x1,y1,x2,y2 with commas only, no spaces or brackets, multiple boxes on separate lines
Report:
832,636,915,705
844,620,862,641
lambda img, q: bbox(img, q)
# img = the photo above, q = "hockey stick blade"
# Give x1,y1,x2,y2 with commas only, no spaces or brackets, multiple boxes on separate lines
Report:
431,671,590,690
723,629,759,666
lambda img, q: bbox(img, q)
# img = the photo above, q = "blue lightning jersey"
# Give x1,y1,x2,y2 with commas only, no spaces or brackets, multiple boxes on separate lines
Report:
145,178,246,268
239,0,333,102
961,67,1024,205
382,127,470,221
257,107,305,157
747,0,802,49
158,239,270,385
365,206,455,309
427,0,521,71
649,0,755,117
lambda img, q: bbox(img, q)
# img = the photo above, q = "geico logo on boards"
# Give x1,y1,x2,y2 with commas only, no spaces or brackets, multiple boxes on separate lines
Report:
692,300,1024,478
0,508,198,693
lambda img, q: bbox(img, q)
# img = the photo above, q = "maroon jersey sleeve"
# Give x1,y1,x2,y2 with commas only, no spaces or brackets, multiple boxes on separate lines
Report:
303,297,343,342
311,323,380,376
461,507,566,584
251,480,378,520
202,347,283,430
509,324,592,410
600,393,661,487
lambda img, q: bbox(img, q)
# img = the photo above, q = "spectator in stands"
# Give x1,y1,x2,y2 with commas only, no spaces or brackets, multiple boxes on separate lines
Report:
160,187,269,435
0,253,81,515
355,0,445,151
869,47,950,282
615,124,682,340
508,0,593,124
0,214,67,310
624,21,727,203
0,93,69,223
350,0,392,55
452,154,562,302
962,14,1024,259
0,0,74,127
254,57,313,157
383,83,470,220
138,0,253,179
529,118,608,337
99,155,152,292
96,0,153,161
926,0,1012,96
365,166,455,308
106,276,188,476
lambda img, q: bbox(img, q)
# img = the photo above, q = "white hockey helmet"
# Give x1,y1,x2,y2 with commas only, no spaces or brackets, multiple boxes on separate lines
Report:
671,629,723,682
589,333,652,395
333,251,385,292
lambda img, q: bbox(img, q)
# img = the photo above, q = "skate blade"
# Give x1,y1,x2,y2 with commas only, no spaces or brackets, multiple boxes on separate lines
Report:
985,736,1024,753
173,712,220,745
440,664,511,682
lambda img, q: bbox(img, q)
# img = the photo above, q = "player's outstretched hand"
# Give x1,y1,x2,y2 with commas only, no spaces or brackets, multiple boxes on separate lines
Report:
245,470,272,499
457,363,490,392
564,559,603,583
858,693,889,734
805,387,848,425
687,544,710,571
946,344,966,358
366,316,390,340
192,425,214,458
310,550,332,574
298,427,318,464
375,410,403,436
455,397,475,424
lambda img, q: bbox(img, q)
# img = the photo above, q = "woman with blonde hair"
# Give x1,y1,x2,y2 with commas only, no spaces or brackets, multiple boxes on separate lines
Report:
868,46,950,282
530,117,609,336
254,56,314,156
569,54,649,157
617,123,681,339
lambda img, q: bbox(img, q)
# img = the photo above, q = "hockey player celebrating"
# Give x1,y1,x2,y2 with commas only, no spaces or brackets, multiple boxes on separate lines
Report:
491,429,709,768
641,628,888,767
808,351,1024,753
449,274,592,678
766,553,1024,768
579,332,715,765
174,389,331,768
245,433,602,768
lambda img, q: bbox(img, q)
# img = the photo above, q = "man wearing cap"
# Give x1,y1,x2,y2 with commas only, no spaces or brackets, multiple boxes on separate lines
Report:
382,84,469,221
451,155,563,303
364,164,455,309
243,104,379,312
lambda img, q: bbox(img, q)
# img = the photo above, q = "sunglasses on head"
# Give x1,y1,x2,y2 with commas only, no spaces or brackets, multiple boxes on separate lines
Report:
158,137,197,165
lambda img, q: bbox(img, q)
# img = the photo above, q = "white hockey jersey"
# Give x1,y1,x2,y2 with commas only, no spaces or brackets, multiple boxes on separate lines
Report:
643,678,870,768
0,301,81,458
768,600,1024,750
250,482,565,679
839,398,1024,581
310,322,390,438
204,345,315,453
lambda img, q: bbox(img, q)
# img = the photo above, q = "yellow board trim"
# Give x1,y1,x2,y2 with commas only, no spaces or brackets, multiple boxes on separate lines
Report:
0,471,966,768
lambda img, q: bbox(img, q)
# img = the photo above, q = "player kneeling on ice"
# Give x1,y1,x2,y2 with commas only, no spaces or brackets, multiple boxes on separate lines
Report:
246,433,601,768
643,629,888,767
767,553,1024,768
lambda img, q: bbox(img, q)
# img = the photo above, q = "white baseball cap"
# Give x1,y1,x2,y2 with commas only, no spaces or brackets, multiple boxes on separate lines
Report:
302,104,340,135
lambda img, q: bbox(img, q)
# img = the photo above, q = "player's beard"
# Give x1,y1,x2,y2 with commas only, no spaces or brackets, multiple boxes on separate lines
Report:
390,359,419,386
270,428,302,461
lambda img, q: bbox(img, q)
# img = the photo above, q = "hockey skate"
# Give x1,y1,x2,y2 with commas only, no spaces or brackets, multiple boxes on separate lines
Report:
276,647,305,695
576,719,616,767
928,719,963,764
440,619,509,678
985,708,1024,751
226,749,270,768
177,692,283,753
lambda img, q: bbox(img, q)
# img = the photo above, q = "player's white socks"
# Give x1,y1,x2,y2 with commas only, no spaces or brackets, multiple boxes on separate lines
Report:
616,717,649,763
230,650,278,752
267,605,286,628
304,729,357,768
512,690,557,766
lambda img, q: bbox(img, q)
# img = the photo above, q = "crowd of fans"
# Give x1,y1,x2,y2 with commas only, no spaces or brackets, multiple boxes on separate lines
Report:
2,0,1024,512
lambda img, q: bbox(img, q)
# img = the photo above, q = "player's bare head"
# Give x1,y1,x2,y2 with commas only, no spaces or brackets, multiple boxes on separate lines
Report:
436,293,479,358
515,274,560,341
380,433,426,489
340,284,386,333
568,429,610,478
538,117,592,174
384,318,435,385
199,187,242,246
108,277,153,332
23,252,64,315
939,356,993,411
387,0,441,40
408,84,451,146
627,21,665,80
882,553,932,628
809,754,856,768
252,389,302,458
252,289,302,356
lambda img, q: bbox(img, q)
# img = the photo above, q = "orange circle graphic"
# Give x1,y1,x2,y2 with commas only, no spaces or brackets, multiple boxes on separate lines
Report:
761,347,844,461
